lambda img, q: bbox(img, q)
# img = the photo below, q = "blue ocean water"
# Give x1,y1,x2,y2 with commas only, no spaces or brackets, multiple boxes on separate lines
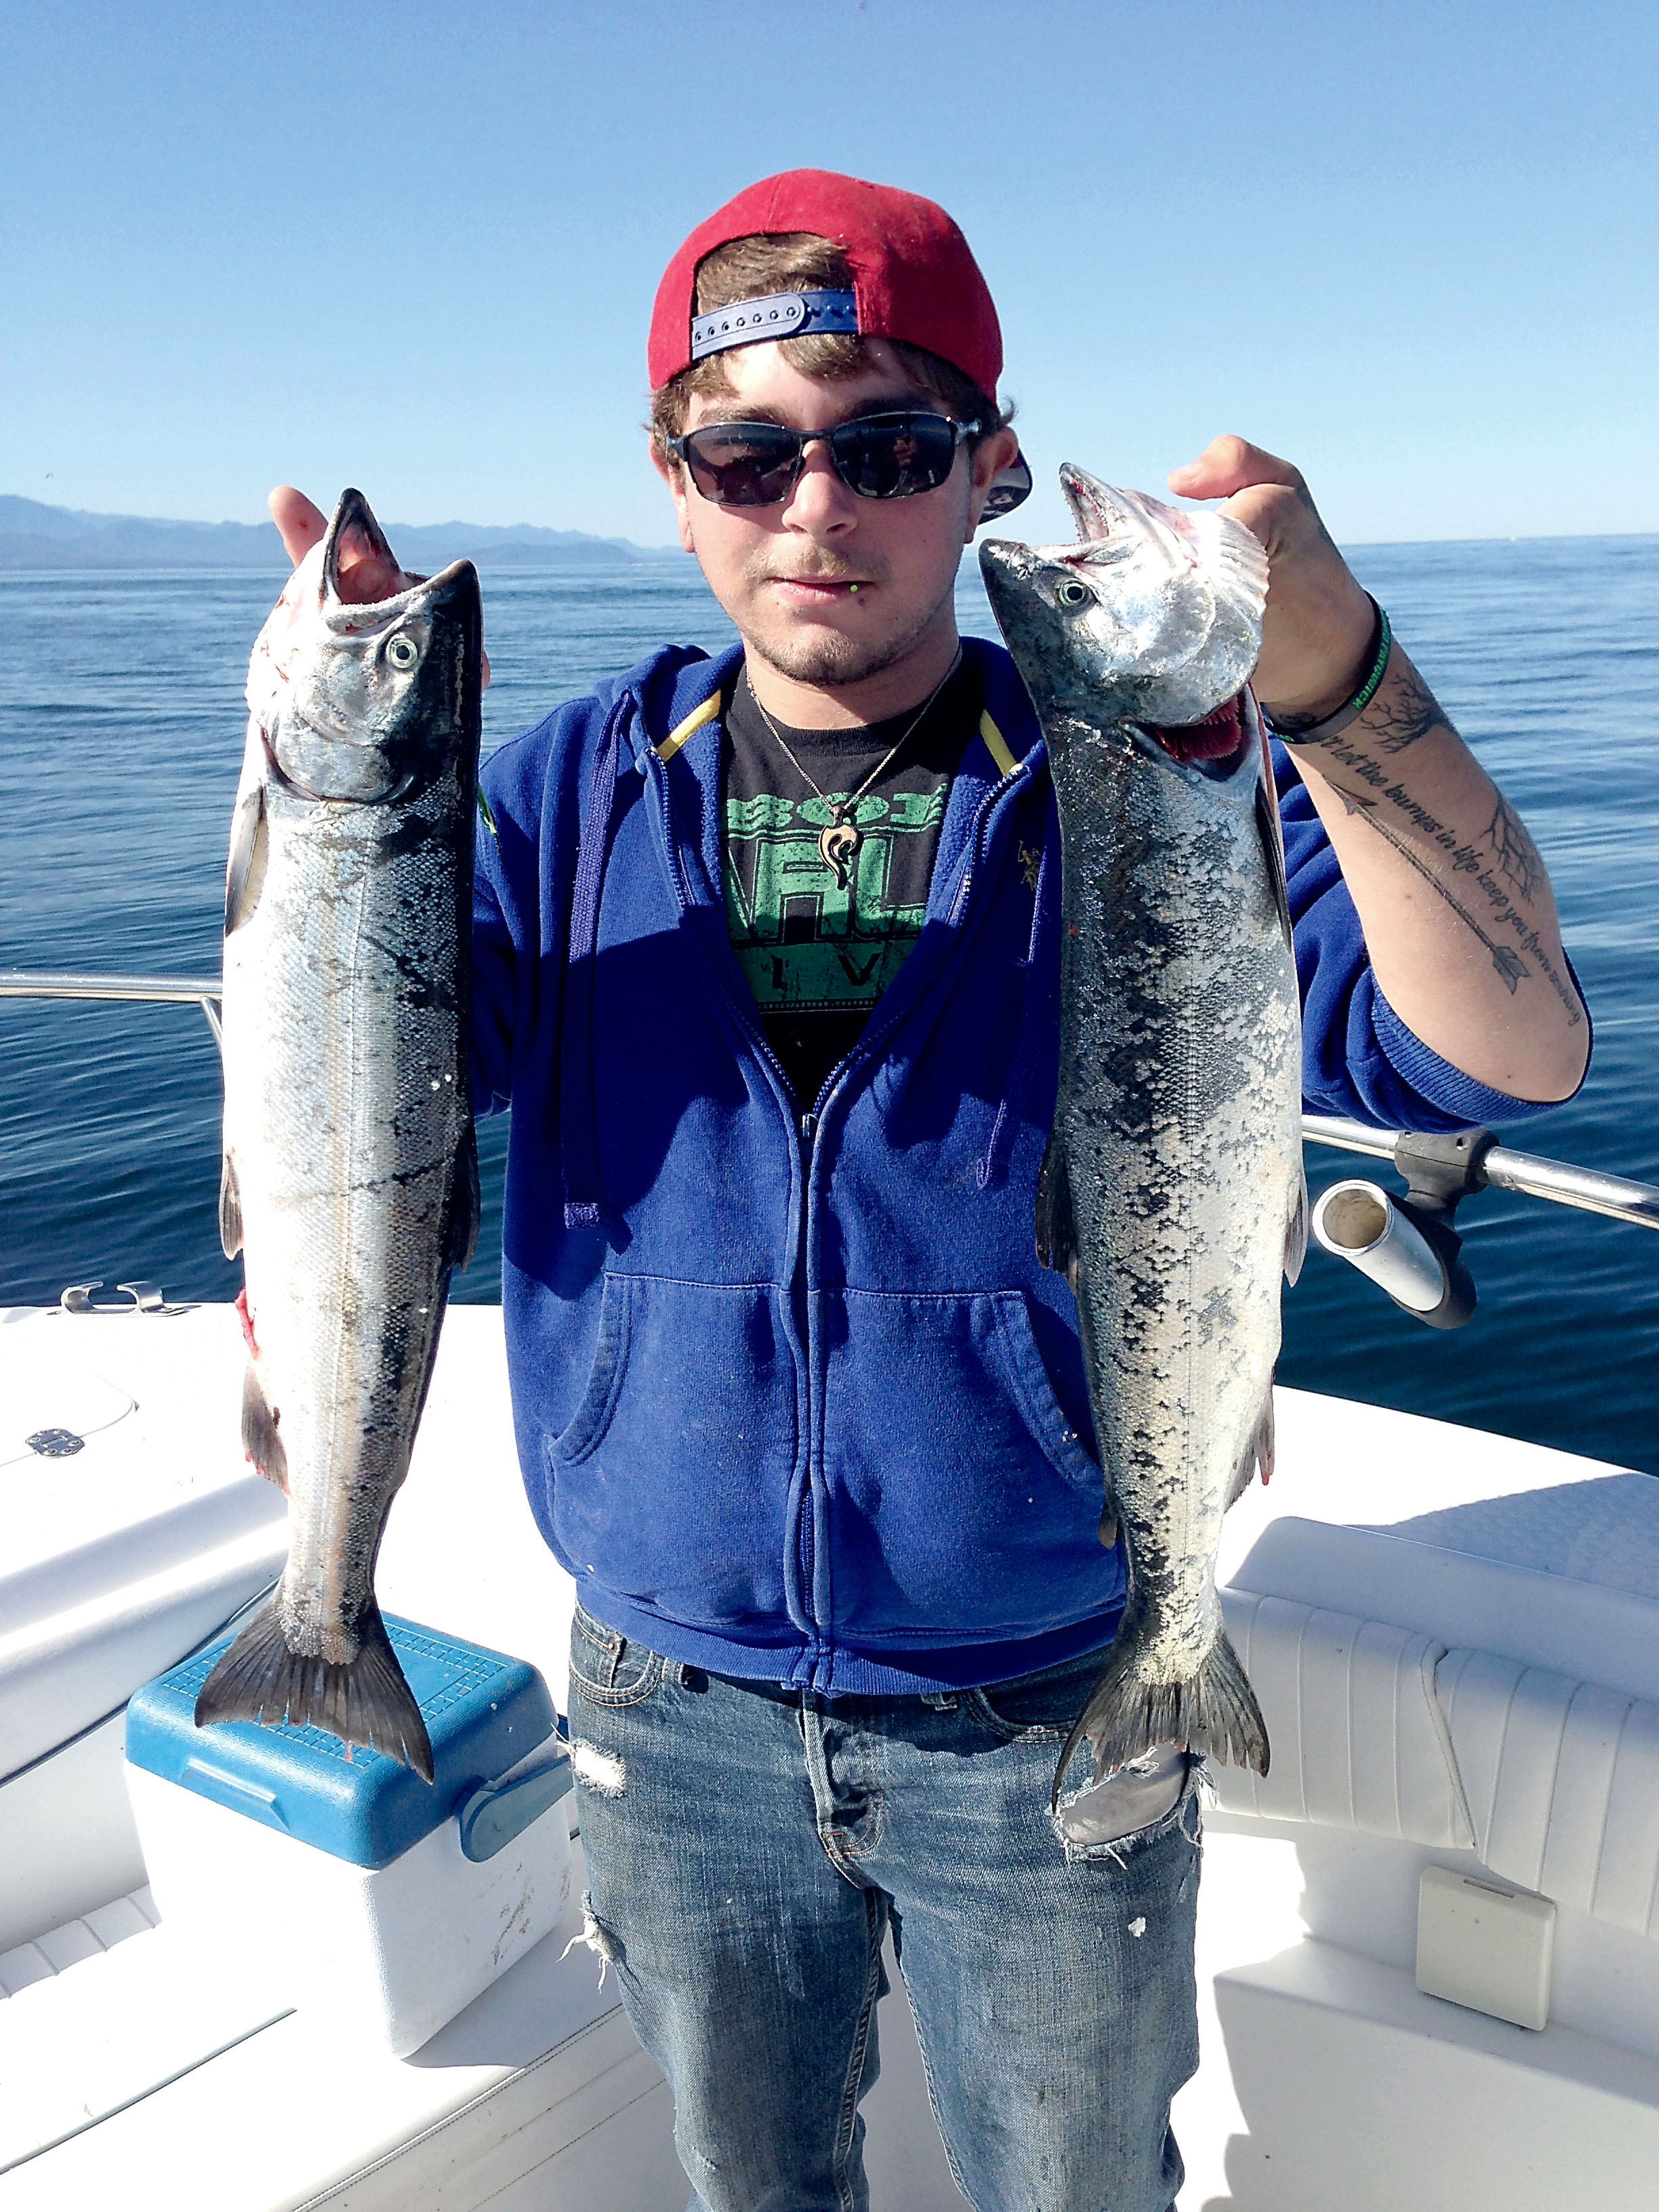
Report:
1,541,1654,1471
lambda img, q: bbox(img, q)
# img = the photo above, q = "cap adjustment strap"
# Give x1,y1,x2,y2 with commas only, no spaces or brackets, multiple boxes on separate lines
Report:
689,289,859,363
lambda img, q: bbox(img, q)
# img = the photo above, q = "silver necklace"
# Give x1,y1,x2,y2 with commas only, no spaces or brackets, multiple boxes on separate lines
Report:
743,649,962,890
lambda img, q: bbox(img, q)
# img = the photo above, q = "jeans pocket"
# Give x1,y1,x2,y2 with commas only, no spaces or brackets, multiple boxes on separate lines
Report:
569,1600,665,1708
966,1646,1109,1742
1060,1756,1205,1863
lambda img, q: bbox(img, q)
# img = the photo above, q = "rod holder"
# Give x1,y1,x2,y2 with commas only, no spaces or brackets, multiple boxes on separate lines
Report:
1311,1179,1476,1329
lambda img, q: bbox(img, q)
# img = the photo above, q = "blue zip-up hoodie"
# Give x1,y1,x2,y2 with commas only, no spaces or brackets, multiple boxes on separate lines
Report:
472,634,1559,1696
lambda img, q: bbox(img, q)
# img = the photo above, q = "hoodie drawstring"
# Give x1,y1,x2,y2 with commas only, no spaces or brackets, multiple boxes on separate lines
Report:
561,696,634,1229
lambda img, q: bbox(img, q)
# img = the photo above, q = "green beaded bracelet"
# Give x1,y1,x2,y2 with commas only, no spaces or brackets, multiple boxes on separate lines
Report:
1265,596,1393,743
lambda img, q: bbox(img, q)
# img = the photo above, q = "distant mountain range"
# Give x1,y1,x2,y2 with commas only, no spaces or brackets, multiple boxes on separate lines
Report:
0,495,677,571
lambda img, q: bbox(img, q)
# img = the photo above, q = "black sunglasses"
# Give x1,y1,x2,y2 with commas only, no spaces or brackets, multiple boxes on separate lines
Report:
666,410,982,508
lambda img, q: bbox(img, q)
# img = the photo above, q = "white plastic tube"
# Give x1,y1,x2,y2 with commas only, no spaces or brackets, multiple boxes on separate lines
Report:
1311,1179,1448,1314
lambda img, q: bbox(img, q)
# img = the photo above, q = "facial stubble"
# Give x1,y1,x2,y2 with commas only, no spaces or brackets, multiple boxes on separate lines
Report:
739,565,962,693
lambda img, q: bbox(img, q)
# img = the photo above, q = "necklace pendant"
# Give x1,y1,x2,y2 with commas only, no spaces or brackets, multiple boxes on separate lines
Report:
819,817,861,889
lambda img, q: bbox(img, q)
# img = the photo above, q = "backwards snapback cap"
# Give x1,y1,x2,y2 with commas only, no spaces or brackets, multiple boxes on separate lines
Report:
649,168,1031,517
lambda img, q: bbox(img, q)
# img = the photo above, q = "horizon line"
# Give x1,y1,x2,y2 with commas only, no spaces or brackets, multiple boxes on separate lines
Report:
2,489,1655,562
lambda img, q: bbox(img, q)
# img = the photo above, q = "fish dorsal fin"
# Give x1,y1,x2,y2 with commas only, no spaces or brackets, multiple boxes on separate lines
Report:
1034,1127,1079,1294
1285,1163,1309,1287
1254,775,1293,956
446,1120,482,1272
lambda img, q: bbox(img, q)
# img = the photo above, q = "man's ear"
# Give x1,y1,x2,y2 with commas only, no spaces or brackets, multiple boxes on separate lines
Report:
965,428,1023,540
650,439,698,555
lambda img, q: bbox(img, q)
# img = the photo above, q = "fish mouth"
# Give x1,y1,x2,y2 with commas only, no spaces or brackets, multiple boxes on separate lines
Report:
1139,693,1256,778
319,488,477,630
321,488,401,603
1058,464,1200,579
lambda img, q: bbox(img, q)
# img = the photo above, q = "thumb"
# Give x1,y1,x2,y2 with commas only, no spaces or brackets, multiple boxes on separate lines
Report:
268,486,327,570
1168,434,1303,504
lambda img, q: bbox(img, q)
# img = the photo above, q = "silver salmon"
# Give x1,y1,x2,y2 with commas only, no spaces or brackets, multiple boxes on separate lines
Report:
195,489,484,1782
980,468,1305,1799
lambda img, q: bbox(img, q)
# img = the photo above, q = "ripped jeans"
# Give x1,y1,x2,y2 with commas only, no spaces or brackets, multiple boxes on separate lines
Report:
567,1605,1200,2212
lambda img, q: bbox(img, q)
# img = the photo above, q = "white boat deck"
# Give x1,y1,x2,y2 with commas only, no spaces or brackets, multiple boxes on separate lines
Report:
3,1299,1658,2209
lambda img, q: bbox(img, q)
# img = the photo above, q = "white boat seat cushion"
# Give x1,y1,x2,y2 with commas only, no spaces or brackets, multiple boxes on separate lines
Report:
1437,1648,1659,1938
1212,1591,1472,1846
1211,1588,1659,1943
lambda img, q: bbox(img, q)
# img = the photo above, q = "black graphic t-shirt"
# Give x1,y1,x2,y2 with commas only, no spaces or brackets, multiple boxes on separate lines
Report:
722,656,983,1110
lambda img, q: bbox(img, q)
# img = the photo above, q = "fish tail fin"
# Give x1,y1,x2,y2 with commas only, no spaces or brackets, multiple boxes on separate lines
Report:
194,1597,435,1784
1051,1616,1268,1809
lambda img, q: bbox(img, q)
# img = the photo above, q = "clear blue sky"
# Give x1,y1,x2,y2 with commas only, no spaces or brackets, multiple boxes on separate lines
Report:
5,0,1656,548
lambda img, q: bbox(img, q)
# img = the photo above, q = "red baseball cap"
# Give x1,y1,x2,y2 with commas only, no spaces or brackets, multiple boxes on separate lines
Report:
649,169,1029,513
649,168,1003,396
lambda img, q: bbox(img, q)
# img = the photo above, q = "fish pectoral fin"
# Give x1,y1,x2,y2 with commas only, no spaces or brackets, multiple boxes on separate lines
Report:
219,1153,243,1261
446,1119,482,1272
224,781,268,937
1254,778,1294,956
194,1597,436,1786
1035,1127,1079,1286
1285,1164,1309,1286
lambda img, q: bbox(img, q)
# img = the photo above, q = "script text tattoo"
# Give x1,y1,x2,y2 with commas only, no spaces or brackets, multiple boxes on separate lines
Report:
1291,663,1584,1029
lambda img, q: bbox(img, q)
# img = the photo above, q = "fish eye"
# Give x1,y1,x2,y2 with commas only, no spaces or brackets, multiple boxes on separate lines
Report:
385,634,420,670
1054,577,1094,609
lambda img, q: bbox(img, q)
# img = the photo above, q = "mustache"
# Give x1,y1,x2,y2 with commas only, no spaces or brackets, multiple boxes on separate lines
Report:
749,557,887,585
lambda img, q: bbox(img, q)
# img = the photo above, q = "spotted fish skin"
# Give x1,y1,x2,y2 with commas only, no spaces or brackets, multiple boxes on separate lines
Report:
981,468,1305,1799
197,490,484,1782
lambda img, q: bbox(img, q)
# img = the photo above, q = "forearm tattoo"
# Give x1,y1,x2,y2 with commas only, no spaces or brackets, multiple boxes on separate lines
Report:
1294,665,1583,1027
1484,793,1547,904
1355,656,1443,756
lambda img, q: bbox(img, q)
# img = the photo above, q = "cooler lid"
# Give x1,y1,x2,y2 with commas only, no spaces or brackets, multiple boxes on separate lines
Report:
125,1614,556,1868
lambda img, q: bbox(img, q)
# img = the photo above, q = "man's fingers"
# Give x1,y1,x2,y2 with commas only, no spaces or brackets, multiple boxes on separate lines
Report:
1166,434,1305,504
269,486,328,570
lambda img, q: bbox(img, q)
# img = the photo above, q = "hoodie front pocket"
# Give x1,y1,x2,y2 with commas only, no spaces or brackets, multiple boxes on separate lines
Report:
548,1273,798,1632
821,1288,1113,1641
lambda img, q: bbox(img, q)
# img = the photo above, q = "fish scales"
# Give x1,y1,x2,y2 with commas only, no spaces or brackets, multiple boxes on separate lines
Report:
981,468,1305,1801
196,489,484,1782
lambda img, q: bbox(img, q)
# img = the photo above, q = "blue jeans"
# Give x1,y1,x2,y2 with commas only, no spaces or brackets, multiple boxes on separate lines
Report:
567,1605,1201,2212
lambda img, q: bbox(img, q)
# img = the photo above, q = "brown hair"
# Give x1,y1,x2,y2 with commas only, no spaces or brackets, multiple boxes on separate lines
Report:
650,232,1013,464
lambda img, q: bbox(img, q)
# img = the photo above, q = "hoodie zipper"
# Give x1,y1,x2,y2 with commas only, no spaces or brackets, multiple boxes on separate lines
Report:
644,744,824,1660
787,759,1030,1685
648,730,1030,1687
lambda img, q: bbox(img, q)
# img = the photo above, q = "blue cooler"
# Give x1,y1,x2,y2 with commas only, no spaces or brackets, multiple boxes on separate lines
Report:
126,1614,574,2056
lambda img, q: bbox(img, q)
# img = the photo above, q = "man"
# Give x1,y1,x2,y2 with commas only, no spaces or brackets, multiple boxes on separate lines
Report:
274,169,1586,2212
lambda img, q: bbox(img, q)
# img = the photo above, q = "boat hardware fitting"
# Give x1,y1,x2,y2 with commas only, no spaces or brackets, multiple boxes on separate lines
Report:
24,1428,86,1458
60,1280,170,1316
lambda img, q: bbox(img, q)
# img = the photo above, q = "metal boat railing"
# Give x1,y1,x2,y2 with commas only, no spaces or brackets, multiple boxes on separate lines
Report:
4,967,1656,1237
0,967,223,1042
1303,1115,1659,1234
